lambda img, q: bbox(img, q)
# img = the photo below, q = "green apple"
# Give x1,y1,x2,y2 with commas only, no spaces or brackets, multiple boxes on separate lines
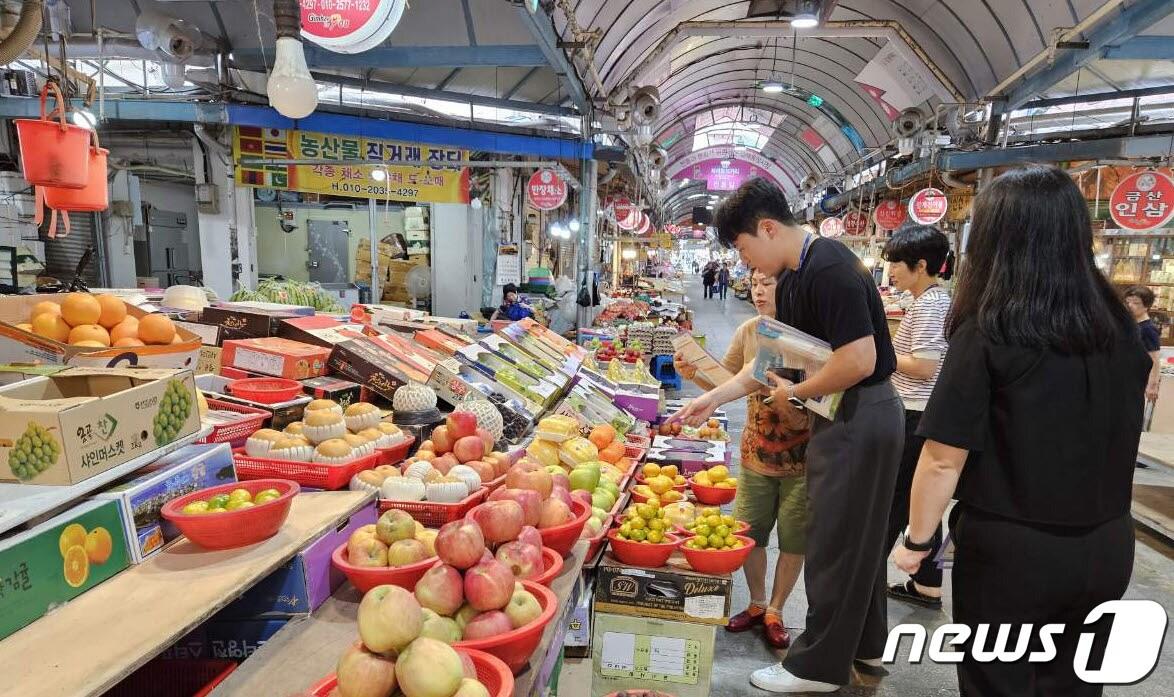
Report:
569,466,600,492
592,506,608,521
591,489,615,511
598,479,619,498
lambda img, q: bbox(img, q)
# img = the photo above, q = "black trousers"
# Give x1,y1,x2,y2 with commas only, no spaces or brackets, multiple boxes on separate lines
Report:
951,506,1135,697
884,408,944,587
783,381,904,685
703,282,713,298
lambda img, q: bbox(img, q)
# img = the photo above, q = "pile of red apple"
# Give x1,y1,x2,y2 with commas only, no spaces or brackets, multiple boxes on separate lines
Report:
346,509,437,569
490,454,580,533
404,411,512,484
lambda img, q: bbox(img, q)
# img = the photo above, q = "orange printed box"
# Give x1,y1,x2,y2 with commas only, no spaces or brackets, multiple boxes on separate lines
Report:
220,337,331,380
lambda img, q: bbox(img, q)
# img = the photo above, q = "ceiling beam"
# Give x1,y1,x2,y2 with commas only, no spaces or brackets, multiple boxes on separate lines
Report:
503,67,541,100
234,45,548,70
310,71,577,117
994,0,1174,114
1102,36,1174,61
516,4,588,113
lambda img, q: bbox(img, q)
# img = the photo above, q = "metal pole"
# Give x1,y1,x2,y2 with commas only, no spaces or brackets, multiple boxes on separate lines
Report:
577,109,596,333
368,197,380,302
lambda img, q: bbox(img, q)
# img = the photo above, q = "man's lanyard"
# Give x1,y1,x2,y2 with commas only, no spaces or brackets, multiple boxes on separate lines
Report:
783,234,816,320
797,233,815,272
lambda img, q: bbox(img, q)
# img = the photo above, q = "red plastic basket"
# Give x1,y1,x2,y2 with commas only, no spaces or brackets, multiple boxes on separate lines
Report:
105,658,238,697
624,443,648,461
689,477,737,505
605,529,680,568
226,377,302,403
680,534,756,574
233,448,378,490
331,542,438,593
538,499,590,557
160,479,298,550
531,546,564,587
674,520,751,538
374,435,416,466
378,487,488,527
310,648,514,697
454,580,558,674
198,398,269,446
484,472,508,491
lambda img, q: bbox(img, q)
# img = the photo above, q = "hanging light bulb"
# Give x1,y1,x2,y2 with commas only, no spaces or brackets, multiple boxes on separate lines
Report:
268,36,318,119
791,0,820,28
370,168,387,182
470,197,483,210
568,219,581,232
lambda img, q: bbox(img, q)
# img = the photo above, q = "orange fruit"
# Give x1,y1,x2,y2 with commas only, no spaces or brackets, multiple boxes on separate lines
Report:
59,523,87,558
113,337,145,347
599,441,625,464
138,314,175,345
31,300,61,318
68,324,111,346
94,294,127,329
589,424,617,449
32,312,70,342
72,340,107,347
110,317,140,343
60,293,101,327
84,527,113,564
63,545,89,588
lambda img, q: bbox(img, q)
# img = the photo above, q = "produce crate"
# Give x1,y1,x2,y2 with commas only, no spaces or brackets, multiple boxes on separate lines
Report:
233,448,378,490
378,487,488,527
105,658,237,697
623,444,648,462
197,399,270,447
374,435,415,467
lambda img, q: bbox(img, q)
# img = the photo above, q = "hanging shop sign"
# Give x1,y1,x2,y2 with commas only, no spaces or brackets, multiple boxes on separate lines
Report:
617,207,644,232
635,214,652,236
819,216,845,238
666,146,790,190
908,187,948,225
233,127,469,204
946,192,974,222
664,223,681,236
1110,170,1174,231
655,231,673,249
527,169,568,211
300,0,406,55
873,199,907,230
842,210,869,236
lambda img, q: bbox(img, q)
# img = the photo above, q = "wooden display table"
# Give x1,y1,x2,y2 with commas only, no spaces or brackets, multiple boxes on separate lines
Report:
211,541,589,697
0,490,370,697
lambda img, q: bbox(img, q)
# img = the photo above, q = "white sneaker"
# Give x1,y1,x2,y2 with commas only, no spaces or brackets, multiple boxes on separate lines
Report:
749,663,841,693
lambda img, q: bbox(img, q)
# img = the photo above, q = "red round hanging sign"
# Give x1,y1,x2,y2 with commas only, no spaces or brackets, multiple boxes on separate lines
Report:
819,216,845,238
1110,170,1174,231
300,0,405,54
908,188,948,225
843,210,869,236
873,199,907,230
527,169,568,211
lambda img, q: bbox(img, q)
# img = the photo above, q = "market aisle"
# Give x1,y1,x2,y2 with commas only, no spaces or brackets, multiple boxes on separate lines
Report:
669,275,1174,697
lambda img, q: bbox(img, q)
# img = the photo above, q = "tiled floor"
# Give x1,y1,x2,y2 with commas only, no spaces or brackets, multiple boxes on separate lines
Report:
560,275,1174,696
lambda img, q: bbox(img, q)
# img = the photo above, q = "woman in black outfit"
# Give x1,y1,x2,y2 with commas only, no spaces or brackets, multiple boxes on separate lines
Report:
893,165,1150,697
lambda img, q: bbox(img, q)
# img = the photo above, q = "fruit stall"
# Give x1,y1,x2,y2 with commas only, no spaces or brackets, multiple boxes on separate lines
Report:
0,290,746,697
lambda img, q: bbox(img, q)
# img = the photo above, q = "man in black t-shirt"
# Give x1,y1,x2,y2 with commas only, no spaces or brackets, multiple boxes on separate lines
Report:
673,179,903,693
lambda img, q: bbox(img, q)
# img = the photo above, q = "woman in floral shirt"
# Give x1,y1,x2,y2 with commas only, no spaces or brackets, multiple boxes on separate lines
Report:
675,270,808,648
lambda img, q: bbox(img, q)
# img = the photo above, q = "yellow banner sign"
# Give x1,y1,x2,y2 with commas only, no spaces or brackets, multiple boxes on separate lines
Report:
233,126,470,204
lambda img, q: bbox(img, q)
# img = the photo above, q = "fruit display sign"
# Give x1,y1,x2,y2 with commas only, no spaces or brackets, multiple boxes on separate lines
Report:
527,169,568,211
0,499,129,642
819,216,845,238
873,199,908,230
234,127,470,204
908,187,948,225
843,210,869,236
1110,170,1174,231
300,0,406,55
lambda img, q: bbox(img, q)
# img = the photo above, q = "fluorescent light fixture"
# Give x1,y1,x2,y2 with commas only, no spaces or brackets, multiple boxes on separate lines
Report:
706,205,714,210
760,80,785,94
792,0,820,28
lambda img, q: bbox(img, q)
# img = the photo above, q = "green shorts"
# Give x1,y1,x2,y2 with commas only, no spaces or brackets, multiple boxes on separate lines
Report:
733,468,807,554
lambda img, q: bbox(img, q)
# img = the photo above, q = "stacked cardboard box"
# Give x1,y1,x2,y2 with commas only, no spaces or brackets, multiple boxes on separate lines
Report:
355,240,430,303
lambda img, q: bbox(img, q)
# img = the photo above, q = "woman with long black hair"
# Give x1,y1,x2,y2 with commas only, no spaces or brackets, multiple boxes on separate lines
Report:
893,165,1149,697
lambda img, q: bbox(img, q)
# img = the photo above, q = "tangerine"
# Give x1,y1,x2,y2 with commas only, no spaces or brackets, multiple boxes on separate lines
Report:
94,294,127,329
31,313,70,342
112,337,145,347
60,293,101,326
58,523,87,558
63,545,89,588
84,527,113,564
72,340,107,347
68,324,111,346
599,441,625,464
31,300,61,318
589,424,617,449
109,317,140,343
138,314,175,345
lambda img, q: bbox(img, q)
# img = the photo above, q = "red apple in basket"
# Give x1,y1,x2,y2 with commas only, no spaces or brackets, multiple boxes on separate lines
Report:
488,487,541,528
388,539,429,567
549,469,571,492
375,509,416,545
446,411,479,440
453,436,486,464
431,425,454,454
432,452,458,475
419,439,436,453
570,489,593,509
468,500,524,544
464,558,515,611
349,536,389,568
415,563,465,616
505,461,553,499
538,499,573,529
336,640,398,697
436,519,486,570
358,584,423,654
484,452,510,477
395,637,465,697
454,603,481,630
464,459,496,483
505,587,543,629
462,609,513,640
496,540,544,579
475,427,494,452
549,485,573,509
517,525,542,550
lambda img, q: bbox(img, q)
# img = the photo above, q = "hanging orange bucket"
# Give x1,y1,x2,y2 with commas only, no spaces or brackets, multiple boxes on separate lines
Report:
14,82,91,189
43,130,108,211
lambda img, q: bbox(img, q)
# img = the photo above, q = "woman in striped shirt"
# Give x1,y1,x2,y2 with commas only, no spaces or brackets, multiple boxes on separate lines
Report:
881,224,954,608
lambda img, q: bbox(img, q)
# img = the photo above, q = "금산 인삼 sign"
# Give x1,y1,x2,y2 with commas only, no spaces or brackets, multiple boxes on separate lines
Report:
1110,170,1174,231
